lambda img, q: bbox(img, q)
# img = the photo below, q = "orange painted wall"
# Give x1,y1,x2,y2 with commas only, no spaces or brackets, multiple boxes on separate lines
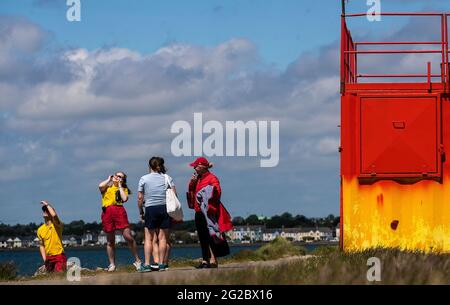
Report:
340,88,450,253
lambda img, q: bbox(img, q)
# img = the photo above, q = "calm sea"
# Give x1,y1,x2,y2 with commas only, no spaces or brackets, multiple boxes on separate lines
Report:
0,244,321,276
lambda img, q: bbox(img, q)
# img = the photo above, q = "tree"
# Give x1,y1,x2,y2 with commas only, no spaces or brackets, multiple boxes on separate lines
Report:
280,213,295,228
232,217,245,226
171,231,198,244
64,220,85,236
245,215,261,225
266,216,283,228
324,214,336,228
172,220,196,232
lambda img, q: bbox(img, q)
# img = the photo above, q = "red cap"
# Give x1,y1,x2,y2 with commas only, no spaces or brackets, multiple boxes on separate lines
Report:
189,157,210,167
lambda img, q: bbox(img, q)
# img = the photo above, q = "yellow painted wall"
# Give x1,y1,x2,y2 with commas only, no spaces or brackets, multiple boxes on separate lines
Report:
342,176,450,253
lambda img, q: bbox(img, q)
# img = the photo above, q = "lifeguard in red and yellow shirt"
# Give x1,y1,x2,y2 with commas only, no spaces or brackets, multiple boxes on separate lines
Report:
98,172,142,272
37,200,66,273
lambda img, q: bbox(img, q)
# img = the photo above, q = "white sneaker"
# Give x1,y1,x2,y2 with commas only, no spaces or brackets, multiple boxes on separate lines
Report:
133,261,142,271
106,264,116,272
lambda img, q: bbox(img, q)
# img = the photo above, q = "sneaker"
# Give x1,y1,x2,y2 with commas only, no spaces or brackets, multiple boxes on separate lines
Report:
137,264,152,273
158,264,168,271
195,262,210,269
133,260,142,271
150,264,160,271
105,264,116,272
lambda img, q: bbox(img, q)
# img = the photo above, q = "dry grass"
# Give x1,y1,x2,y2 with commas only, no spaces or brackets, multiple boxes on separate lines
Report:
106,244,449,285
170,247,450,285
0,262,17,281
223,237,307,263
4,239,449,284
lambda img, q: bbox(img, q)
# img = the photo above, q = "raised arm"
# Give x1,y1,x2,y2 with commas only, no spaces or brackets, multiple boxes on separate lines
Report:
118,180,128,203
99,175,113,194
41,200,61,225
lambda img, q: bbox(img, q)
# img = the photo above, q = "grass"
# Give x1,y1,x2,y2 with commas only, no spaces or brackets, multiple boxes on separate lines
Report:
0,262,17,281
106,241,449,285
166,246,449,285
4,238,450,284
224,237,307,263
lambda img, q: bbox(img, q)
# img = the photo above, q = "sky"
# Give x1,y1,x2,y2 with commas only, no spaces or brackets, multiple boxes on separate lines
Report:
0,0,449,224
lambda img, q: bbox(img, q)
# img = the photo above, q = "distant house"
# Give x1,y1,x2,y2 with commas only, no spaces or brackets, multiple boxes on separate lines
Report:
62,235,79,247
81,231,98,246
280,228,305,241
115,234,126,245
96,230,131,245
262,229,281,242
13,237,22,248
0,238,7,248
229,226,264,243
335,224,340,241
21,237,36,248
317,227,333,241
6,238,14,248
97,231,107,246
33,237,41,247
284,227,333,241
262,227,334,242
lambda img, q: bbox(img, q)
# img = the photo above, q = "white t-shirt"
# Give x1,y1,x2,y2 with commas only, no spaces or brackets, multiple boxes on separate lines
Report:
138,173,174,207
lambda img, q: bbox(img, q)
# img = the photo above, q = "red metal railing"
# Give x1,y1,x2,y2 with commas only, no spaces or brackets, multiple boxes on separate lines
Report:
341,12,450,93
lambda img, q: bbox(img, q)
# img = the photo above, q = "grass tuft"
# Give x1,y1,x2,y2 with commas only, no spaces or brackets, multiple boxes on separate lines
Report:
0,262,17,281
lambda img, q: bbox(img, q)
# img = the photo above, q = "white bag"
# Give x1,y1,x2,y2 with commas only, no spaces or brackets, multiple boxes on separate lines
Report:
164,174,183,222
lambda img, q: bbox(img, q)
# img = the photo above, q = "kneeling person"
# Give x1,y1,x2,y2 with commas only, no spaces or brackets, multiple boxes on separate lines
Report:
37,200,67,273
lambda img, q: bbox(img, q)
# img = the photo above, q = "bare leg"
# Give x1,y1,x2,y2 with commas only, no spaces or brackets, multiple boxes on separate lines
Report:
143,228,154,266
158,229,169,265
106,232,116,266
151,229,159,264
122,228,140,263
209,246,217,265
164,239,171,265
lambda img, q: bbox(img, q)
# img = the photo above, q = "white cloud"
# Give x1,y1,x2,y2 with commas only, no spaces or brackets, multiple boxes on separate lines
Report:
316,137,339,156
0,16,47,53
9,14,440,218
82,160,120,173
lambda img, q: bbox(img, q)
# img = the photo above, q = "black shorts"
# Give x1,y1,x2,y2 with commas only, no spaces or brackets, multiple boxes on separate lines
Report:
145,205,170,229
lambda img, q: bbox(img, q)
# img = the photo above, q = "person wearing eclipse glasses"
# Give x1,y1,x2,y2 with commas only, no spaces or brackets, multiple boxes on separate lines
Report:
98,171,142,272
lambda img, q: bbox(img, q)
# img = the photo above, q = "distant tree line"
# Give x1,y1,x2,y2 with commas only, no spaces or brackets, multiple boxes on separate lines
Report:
232,213,339,229
0,213,339,238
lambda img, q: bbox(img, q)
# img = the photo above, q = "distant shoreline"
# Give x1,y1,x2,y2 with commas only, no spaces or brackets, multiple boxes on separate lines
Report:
0,241,338,252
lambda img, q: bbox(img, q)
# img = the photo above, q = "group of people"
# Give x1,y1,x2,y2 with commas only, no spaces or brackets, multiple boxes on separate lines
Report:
37,156,233,274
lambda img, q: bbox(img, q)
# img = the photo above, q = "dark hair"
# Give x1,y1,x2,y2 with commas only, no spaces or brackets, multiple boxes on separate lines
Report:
42,206,49,213
149,157,166,174
116,171,131,194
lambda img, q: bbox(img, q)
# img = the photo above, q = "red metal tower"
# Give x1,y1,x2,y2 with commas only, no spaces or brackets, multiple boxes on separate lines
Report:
340,2,450,252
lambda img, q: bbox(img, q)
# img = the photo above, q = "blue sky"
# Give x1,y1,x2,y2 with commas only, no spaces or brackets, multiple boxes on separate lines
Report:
0,0,448,224
1,0,346,70
2,0,444,69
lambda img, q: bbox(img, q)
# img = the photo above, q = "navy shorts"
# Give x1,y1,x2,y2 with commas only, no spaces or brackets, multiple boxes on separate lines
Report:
145,205,170,229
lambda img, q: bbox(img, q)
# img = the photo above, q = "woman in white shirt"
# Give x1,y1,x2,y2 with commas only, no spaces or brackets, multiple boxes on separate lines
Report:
137,156,177,272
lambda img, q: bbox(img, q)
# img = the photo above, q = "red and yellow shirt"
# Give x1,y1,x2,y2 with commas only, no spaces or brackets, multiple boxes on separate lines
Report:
102,185,129,208
37,221,64,256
